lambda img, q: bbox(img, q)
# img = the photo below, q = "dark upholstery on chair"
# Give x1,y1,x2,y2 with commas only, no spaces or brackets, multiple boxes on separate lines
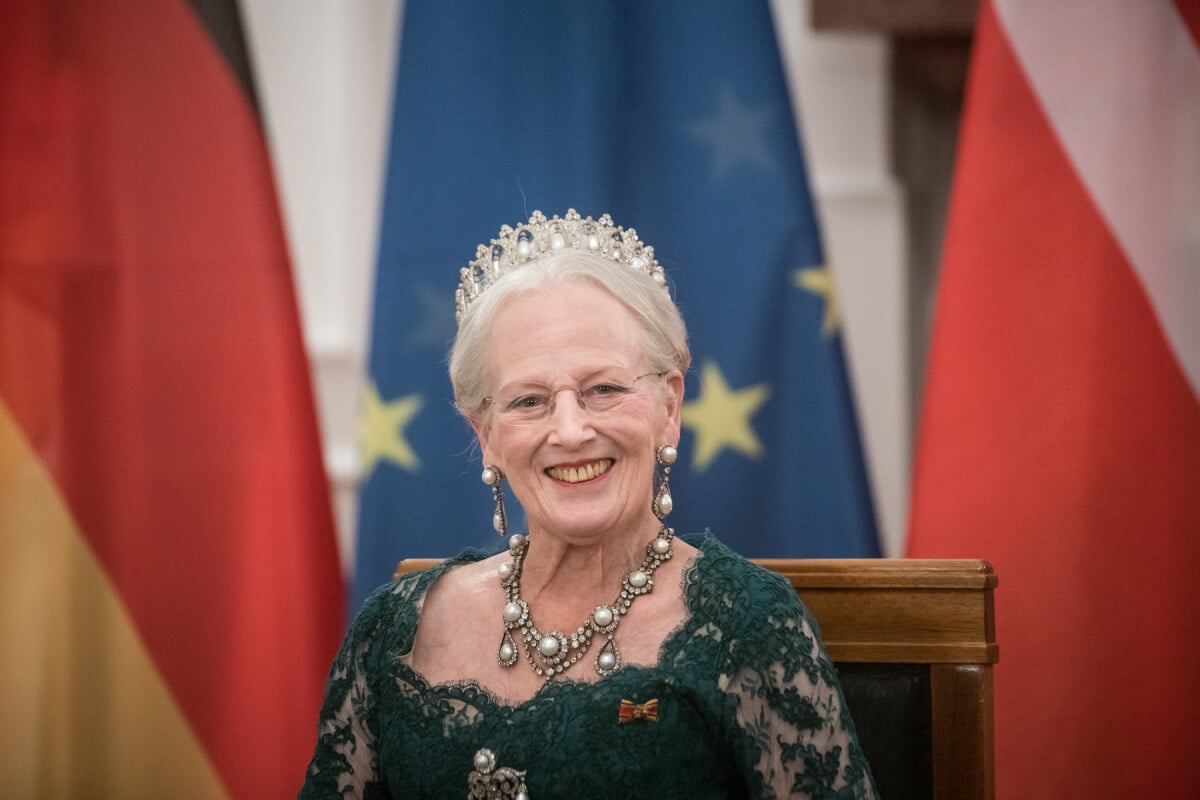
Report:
839,662,933,800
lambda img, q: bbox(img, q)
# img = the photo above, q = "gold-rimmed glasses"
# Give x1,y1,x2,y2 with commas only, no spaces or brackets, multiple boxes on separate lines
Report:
483,370,666,424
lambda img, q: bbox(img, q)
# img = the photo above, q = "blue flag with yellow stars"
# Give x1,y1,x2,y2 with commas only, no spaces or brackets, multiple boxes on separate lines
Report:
354,0,880,610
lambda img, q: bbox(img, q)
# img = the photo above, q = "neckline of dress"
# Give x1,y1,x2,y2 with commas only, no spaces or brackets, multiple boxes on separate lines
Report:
394,533,718,712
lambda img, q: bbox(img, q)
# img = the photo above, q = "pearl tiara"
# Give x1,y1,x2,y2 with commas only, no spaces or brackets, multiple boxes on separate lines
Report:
455,209,669,322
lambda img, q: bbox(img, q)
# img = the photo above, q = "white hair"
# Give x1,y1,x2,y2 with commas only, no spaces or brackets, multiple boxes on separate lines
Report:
449,250,691,418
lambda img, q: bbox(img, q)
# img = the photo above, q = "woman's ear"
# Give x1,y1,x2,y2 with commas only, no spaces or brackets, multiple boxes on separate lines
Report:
469,414,496,467
661,369,685,442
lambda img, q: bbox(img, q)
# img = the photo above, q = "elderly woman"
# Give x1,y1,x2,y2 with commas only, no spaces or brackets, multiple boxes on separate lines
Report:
300,211,877,799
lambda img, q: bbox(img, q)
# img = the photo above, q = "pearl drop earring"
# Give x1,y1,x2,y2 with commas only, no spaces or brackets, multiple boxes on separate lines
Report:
482,465,507,536
653,444,677,519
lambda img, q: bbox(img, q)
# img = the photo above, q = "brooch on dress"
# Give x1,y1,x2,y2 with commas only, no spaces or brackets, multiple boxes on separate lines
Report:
618,698,659,723
468,748,529,800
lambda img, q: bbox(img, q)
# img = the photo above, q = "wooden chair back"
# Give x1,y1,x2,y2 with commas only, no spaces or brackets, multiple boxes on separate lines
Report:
761,558,997,800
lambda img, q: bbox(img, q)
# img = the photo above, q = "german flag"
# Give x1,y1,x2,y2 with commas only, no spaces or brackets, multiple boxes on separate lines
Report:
0,1,344,796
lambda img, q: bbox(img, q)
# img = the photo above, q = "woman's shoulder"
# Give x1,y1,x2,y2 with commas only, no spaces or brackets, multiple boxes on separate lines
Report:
411,550,505,629
688,533,801,596
351,548,498,645
684,533,814,629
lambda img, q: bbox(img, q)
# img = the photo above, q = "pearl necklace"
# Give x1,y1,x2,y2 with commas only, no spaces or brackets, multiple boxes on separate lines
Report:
497,527,674,682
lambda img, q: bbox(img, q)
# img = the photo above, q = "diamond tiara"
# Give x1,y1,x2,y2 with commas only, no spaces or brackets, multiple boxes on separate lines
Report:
455,209,669,322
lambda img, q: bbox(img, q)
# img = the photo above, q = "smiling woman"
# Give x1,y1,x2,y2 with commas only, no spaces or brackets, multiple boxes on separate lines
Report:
469,281,682,548
298,211,879,800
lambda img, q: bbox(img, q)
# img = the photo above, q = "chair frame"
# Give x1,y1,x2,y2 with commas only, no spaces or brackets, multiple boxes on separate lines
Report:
762,558,997,800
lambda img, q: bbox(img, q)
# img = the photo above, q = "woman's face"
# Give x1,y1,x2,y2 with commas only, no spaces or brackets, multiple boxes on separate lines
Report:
473,282,683,544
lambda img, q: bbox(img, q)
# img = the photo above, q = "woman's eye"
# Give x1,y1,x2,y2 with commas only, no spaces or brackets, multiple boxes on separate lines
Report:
509,395,544,410
590,384,628,397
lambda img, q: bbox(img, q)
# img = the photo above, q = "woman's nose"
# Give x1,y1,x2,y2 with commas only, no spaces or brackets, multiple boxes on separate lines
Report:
546,388,592,444
548,386,586,413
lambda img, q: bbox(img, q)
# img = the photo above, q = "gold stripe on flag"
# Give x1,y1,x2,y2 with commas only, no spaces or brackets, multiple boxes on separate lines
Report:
0,401,229,799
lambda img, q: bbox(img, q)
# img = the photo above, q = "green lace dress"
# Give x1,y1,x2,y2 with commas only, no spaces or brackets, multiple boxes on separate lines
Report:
299,535,877,799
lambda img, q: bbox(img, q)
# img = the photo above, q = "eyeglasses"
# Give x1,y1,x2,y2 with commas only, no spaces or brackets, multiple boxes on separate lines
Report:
483,371,666,423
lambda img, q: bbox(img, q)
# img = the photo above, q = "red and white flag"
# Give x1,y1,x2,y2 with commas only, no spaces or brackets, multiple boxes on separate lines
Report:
0,1,344,796
908,1,1200,797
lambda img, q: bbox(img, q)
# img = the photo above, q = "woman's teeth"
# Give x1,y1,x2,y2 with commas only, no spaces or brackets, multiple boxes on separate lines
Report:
546,459,613,483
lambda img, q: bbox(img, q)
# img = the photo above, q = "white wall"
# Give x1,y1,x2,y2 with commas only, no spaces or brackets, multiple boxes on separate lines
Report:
242,0,911,566
242,0,401,573
771,1,909,558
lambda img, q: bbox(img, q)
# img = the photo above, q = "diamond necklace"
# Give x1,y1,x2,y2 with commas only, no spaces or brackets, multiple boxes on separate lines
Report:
496,527,674,682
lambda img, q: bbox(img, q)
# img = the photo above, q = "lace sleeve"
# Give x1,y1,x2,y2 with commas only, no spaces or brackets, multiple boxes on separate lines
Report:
721,569,877,800
298,585,397,800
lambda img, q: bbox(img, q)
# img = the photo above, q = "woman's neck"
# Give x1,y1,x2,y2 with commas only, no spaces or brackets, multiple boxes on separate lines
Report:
517,518,664,608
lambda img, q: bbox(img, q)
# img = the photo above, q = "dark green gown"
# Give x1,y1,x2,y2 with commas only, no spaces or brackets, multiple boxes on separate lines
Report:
299,535,877,799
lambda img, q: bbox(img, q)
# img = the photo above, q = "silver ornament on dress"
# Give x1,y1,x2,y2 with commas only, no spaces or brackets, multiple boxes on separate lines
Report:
468,748,529,800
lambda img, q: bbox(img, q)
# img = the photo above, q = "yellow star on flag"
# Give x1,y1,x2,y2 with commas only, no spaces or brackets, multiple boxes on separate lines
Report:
358,381,423,476
680,361,770,472
794,266,841,336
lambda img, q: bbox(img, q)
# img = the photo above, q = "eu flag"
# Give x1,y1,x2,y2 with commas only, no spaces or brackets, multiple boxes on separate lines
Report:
354,0,880,610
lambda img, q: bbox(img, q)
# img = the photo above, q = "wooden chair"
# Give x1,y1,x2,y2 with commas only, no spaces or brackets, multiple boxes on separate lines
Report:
760,558,997,800
394,556,998,800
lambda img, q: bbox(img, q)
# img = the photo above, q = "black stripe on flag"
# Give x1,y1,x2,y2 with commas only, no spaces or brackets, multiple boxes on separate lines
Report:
185,0,260,112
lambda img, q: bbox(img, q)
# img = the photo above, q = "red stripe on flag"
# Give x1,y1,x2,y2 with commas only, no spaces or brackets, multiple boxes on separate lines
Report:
0,1,344,797
908,2,1200,798
1175,0,1200,49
